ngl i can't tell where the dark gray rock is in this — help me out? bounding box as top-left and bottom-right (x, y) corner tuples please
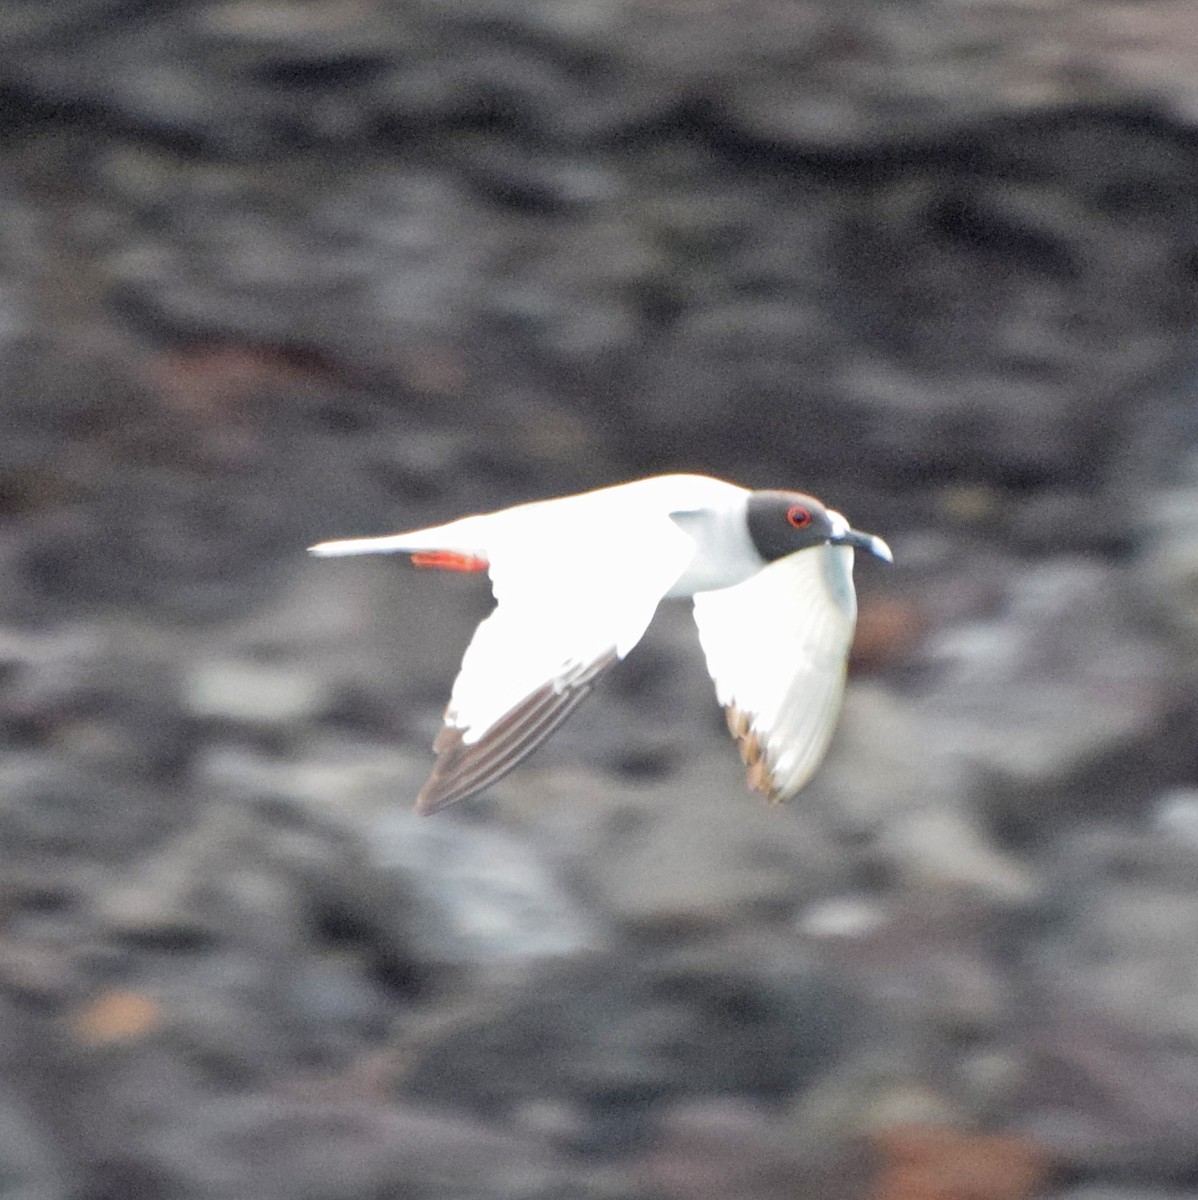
(404, 936), (857, 1151)
(370, 807), (602, 965)
(1013, 828), (1198, 1178)
(194, 1098), (563, 1200)
(637, 1096), (869, 1200)
(1046, 1191), (1196, 1200)
(0, 1086), (69, 1200)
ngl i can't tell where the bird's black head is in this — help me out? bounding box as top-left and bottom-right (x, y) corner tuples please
(746, 491), (893, 564)
(746, 491), (837, 563)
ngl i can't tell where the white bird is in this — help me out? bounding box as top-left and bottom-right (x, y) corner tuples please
(310, 474), (891, 814)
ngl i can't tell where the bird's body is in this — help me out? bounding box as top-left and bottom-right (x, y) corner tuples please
(310, 474), (890, 814)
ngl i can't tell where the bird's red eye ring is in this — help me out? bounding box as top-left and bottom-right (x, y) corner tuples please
(786, 504), (812, 529)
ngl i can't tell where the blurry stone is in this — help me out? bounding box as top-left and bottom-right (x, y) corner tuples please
(0, 941), (77, 1006)
(508, 1098), (592, 1147)
(185, 657), (329, 724)
(522, 739), (852, 935)
(95, 797), (282, 945)
(70, 989), (164, 1047)
(0, 0), (1197, 161)
(1152, 787), (1198, 846)
(819, 555), (1179, 884)
(122, 1096), (562, 1200)
(915, 561), (1169, 791)
(2, 0), (1198, 511)
(1015, 829), (1198, 1175)
(0, 621), (188, 780)
(882, 808), (1040, 908)
(785, 1050), (962, 1157)
(404, 936), (856, 1147)
(850, 594), (926, 673)
(1008, 488), (1133, 556)
(811, 894), (1017, 1042)
(860, 1085), (962, 1135)
(1139, 460), (1198, 660)
(943, 483), (1002, 526)
(589, 768), (847, 931)
(1046, 1191), (1191, 1200)
(0, 754), (180, 863)
(18, 471), (299, 623)
(815, 684), (967, 841)
(1033, 829), (1198, 1042)
(872, 1124), (1048, 1200)
(799, 894), (888, 943)
(817, 686), (1039, 907)
(1014, 1002), (1198, 1178)
(370, 808), (601, 965)
(0, 1088), (68, 1200)
(8, 10), (1196, 504)
(199, 0), (387, 49)
(955, 1049), (1030, 1120)
(190, 741), (430, 825)
(639, 1097), (869, 1200)
(0, 997), (73, 1198)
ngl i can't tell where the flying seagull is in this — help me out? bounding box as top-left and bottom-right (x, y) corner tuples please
(310, 474), (891, 814)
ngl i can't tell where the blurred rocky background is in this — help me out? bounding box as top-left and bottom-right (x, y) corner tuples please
(1, 1), (1198, 1197)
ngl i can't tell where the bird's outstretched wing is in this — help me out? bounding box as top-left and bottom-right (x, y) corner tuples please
(691, 546), (858, 803)
(415, 524), (695, 814)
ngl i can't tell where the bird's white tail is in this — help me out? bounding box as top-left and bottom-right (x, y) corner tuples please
(308, 534), (424, 557)
(309, 523), (489, 572)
